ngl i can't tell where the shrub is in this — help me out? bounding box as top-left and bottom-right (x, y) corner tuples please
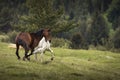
(0, 35), (9, 42)
(7, 31), (19, 43)
(88, 14), (109, 46)
(112, 28), (120, 49)
(71, 33), (83, 49)
(51, 38), (71, 48)
(0, 31), (19, 43)
(70, 33), (88, 49)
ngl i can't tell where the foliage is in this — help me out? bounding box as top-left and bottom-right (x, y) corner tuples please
(0, 0), (27, 33)
(15, 0), (64, 32)
(0, 35), (9, 42)
(0, 0), (120, 50)
(107, 0), (120, 30)
(88, 0), (112, 13)
(51, 38), (71, 48)
(7, 31), (19, 43)
(71, 33), (84, 49)
(112, 28), (120, 49)
(87, 14), (109, 46)
(0, 31), (19, 43)
(52, 19), (78, 35)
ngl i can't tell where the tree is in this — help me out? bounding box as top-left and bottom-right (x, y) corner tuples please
(112, 28), (120, 49)
(16, 0), (63, 32)
(0, 0), (27, 33)
(107, 0), (120, 30)
(71, 33), (84, 49)
(88, 13), (109, 46)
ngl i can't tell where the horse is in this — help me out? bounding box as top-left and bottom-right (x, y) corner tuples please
(15, 29), (51, 61)
(33, 36), (55, 62)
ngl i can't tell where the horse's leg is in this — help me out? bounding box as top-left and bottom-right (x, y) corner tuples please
(40, 52), (44, 63)
(23, 49), (29, 61)
(35, 54), (37, 60)
(26, 48), (34, 58)
(28, 49), (34, 60)
(22, 44), (30, 61)
(16, 44), (20, 60)
(32, 48), (38, 61)
(33, 48), (44, 62)
(26, 49), (30, 61)
(48, 48), (55, 60)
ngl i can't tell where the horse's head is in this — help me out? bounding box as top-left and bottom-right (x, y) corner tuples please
(36, 29), (51, 41)
(43, 29), (51, 41)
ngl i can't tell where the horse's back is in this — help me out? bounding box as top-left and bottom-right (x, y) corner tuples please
(15, 32), (32, 46)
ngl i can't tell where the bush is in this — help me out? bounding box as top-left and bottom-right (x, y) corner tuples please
(88, 14), (109, 46)
(70, 33), (88, 49)
(71, 33), (83, 49)
(7, 31), (19, 43)
(0, 35), (9, 42)
(112, 28), (120, 49)
(51, 38), (71, 48)
(0, 31), (19, 43)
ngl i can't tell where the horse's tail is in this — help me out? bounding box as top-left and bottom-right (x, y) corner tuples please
(15, 38), (23, 59)
(16, 39), (23, 45)
(16, 38), (29, 50)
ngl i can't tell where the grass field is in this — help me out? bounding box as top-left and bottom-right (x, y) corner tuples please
(0, 42), (120, 80)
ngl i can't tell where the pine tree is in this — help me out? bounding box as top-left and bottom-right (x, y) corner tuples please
(107, 0), (120, 30)
(17, 0), (63, 32)
(88, 13), (109, 46)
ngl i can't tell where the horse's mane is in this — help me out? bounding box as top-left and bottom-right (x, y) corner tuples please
(30, 29), (44, 37)
(35, 29), (44, 37)
(29, 29), (44, 48)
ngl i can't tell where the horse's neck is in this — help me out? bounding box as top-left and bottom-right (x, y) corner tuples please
(29, 33), (42, 48)
(38, 37), (50, 47)
(38, 37), (45, 45)
(41, 37), (45, 42)
(30, 32), (49, 48)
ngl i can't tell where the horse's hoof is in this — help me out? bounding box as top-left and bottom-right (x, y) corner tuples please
(18, 57), (21, 60)
(23, 57), (26, 61)
(51, 57), (54, 61)
(27, 57), (30, 61)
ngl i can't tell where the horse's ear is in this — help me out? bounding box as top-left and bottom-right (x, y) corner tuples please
(41, 29), (44, 33)
(48, 29), (51, 32)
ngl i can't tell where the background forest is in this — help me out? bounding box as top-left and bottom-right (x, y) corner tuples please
(0, 0), (120, 51)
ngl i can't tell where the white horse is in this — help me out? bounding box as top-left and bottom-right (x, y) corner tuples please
(33, 37), (54, 62)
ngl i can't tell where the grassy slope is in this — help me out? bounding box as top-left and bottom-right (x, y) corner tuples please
(0, 42), (120, 80)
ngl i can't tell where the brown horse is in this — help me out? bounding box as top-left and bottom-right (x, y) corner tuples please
(15, 29), (51, 60)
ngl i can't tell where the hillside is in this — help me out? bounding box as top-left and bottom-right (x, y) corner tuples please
(0, 42), (120, 80)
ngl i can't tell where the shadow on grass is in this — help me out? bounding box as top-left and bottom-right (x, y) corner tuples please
(70, 73), (84, 77)
(29, 59), (53, 65)
(10, 72), (39, 78)
(42, 60), (52, 65)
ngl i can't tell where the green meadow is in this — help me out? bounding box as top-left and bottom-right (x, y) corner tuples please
(0, 42), (120, 80)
